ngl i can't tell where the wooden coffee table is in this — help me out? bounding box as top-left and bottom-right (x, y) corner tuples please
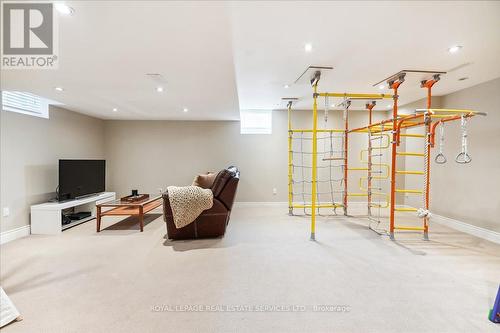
(96, 196), (162, 232)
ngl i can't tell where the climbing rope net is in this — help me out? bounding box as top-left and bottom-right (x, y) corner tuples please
(288, 98), (393, 234)
(366, 122), (390, 235)
(288, 99), (346, 216)
(289, 130), (345, 215)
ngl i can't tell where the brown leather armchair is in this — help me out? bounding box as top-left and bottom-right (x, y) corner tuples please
(162, 166), (240, 240)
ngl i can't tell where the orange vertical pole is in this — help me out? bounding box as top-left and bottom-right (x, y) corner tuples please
(389, 77), (404, 240)
(421, 76), (439, 240)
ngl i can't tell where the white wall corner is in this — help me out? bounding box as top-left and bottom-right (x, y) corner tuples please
(0, 225), (31, 245)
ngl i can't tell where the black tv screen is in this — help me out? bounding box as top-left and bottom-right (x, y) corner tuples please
(59, 159), (105, 200)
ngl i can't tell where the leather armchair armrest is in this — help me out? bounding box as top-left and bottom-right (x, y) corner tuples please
(201, 198), (227, 215)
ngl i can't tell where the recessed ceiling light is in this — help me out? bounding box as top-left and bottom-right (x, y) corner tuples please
(55, 3), (74, 15)
(54, 87), (64, 92)
(156, 86), (164, 92)
(448, 45), (463, 54)
(183, 108), (188, 112)
(304, 43), (313, 52)
(284, 84), (289, 89)
(112, 108), (118, 112)
(378, 85), (385, 90)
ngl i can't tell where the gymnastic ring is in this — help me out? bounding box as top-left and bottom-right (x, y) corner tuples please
(435, 153), (447, 164)
(455, 152), (472, 164)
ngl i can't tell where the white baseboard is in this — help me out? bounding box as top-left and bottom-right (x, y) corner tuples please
(431, 213), (500, 245)
(0, 225), (31, 245)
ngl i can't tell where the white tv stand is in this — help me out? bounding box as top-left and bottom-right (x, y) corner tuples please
(31, 192), (116, 235)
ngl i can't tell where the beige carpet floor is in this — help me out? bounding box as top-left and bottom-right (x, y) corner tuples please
(1, 205), (499, 333)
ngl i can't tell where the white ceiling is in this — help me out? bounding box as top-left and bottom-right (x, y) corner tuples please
(1, 1), (240, 120)
(2, 1), (500, 119)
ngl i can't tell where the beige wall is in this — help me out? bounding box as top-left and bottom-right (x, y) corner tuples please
(104, 117), (286, 202)
(103, 109), (390, 206)
(402, 78), (500, 232)
(0, 106), (105, 233)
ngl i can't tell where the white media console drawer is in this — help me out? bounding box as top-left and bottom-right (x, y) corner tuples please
(30, 192), (116, 235)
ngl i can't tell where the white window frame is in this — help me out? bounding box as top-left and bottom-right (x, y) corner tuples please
(240, 109), (272, 134)
(2, 91), (50, 119)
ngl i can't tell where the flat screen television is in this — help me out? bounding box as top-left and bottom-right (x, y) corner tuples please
(58, 159), (105, 201)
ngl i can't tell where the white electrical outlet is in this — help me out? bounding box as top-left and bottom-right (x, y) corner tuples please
(272, 188), (277, 195)
(2, 207), (10, 217)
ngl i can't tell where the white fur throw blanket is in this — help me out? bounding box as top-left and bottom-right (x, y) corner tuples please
(167, 186), (213, 229)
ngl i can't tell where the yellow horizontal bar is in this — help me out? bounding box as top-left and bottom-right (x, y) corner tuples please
(319, 93), (394, 99)
(371, 126), (394, 129)
(292, 204), (344, 208)
(394, 226), (425, 231)
(289, 129), (344, 133)
(395, 207), (418, 212)
(348, 193), (368, 197)
(396, 152), (425, 157)
(370, 193), (390, 208)
(349, 167), (369, 171)
(395, 189), (423, 194)
(396, 170), (424, 175)
(399, 133), (425, 138)
(430, 114), (458, 118)
(370, 203), (389, 208)
(352, 129), (392, 133)
(359, 176), (387, 192)
(416, 108), (477, 114)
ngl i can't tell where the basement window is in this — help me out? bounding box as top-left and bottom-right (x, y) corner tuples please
(240, 109), (272, 134)
(2, 91), (50, 119)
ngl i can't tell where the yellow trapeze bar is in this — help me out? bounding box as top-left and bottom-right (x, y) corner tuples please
(349, 167), (369, 171)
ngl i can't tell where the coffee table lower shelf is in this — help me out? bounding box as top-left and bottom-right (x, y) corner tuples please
(96, 196), (162, 232)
